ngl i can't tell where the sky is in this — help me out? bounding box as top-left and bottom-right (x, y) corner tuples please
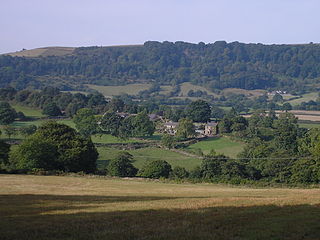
(1, 0), (320, 53)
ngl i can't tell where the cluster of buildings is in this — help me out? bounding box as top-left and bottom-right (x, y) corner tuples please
(163, 121), (218, 137)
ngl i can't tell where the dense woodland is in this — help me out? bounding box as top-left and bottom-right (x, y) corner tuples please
(1, 41), (320, 92)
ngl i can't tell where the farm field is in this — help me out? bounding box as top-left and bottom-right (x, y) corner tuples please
(86, 83), (152, 96)
(97, 147), (200, 170)
(1, 174), (319, 240)
(11, 104), (44, 118)
(287, 92), (318, 106)
(299, 122), (320, 129)
(187, 137), (245, 158)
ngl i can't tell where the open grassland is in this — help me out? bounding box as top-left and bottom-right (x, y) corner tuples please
(187, 137), (245, 158)
(86, 83), (152, 96)
(221, 88), (266, 97)
(11, 104), (44, 118)
(97, 147), (200, 170)
(5, 47), (75, 57)
(0, 174), (319, 240)
(299, 122), (320, 129)
(287, 92), (318, 106)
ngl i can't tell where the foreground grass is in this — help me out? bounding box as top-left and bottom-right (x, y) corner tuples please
(0, 175), (319, 240)
(187, 137), (245, 158)
(97, 147), (200, 170)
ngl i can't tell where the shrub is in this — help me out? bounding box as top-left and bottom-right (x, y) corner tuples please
(171, 166), (189, 179)
(10, 121), (98, 173)
(139, 160), (172, 178)
(107, 152), (138, 177)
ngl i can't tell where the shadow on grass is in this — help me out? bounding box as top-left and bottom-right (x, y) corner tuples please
(0, 194), (319, 240)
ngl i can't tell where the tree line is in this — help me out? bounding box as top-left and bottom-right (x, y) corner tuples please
(1, 41), (320, 92)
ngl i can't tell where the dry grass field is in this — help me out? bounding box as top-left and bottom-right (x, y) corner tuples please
(5, 47), (75, 57)
(1, 174), (319, 240)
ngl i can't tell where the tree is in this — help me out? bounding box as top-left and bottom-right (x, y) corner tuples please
(19, 125), (37, 138)
(42, 102), (62, 116)
(185, 100), (211, 122)
(99, 111), (122, 137)
(171, 166), (189, 179)
(0, 102), (16, 125)
(282, 102), (292, 111)
(107, 152), (138, 177)
(272, 93), (283, 103)
(0, 140), (10, 167)
(138, 160), (172, 178)
(10, 136), (59, 170)
(3, 126), (17, 139)
(273, 112), (298, 153)
(200, 154), (228, 179)
(73, 108), (98, 138)
(161, 134), (176, 149)
(131, 111), (155, 137)
(11, 121), (98, 172)
(176, 118), (195, 139)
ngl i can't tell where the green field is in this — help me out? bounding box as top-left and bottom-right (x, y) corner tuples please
(187, 137), (245, 158)
(97, 147), (200, 170)
(11, 104), (44, 118)
(1, 174), (319, 240)
(86, 83), (152, 96)
(287, 92), (319, 106)
(299, 122), (320, 129)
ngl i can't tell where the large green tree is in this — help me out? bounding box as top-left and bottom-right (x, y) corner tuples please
(10, 121), (98, 172)
(73, 108), (98, 138)
(176, 118), (195, 139)
(185, 100), (211, 122)
(0, 102), (16, 125)
(107, 152), (138, 177)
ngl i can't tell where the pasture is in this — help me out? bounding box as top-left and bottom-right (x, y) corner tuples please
(97, 147), (200, 170)
(286, 92), (318, 106)
(187, 137), (245, 158)
(0, 174), (319, 240)
(11, 104), (44, 118)
(86, 83), (152, 96)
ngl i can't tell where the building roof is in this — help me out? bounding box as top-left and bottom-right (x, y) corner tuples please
(206, 122), (218, 127)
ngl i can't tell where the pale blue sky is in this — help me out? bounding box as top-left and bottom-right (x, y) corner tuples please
(1, 0), (319, 53)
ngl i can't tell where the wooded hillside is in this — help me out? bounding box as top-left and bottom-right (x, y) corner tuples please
(1, 41), (320, 91)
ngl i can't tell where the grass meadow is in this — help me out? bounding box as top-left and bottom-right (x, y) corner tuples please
(0, 174), (319, 240)
(97, 147), (200, 170)
(187, 137), (245, 158)
(86, 83), (152, 96)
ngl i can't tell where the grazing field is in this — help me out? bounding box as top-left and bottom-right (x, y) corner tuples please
(187, 137), (245, 158)
(11, 104), (44, 118)
(287, 92), (318, 106)
(97, 147), (200, 170)
(299, 122), (320, 129)
(0, 175), (319, 240)
(221, 88), (266, 97)
(86, 83), (152, 96)
(5, 47), (75, 57)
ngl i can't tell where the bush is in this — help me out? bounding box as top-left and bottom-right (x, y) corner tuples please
(171, 166), (189, 179)
(139, 160), (172, 178)
(10, 121), (98, 173)
(107, 152), (138, 177)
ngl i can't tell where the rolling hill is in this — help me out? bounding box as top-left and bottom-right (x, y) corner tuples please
(1, 41), (320, 92)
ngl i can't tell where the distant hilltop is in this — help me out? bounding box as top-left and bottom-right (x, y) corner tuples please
(1, 41), (320, 92)
(5, 47), (76, 57)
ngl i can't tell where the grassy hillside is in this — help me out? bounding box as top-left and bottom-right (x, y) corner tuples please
(187, 137), (245, 158)
(0, 175), (319, 240)
(5, 47), (75, 57)
(86, 83), (152, 96)
(97, 147), (200, 170)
